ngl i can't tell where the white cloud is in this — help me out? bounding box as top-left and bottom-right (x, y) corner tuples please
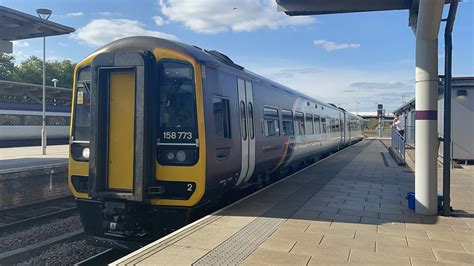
(350, 81), (412, 91)
(67, 12), (84, 17)
(10, 51), (28, 64)
(243, 59), (413, 113)
(72, 19), (178, 47)
(158, 0), (314, 34)
(153, 16), (165, 26)
(12, 40), (29, 48)
(98, 11), (120, 17)
(313, 39), (360, 52)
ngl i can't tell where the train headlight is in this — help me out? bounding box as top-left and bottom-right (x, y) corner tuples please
(176, 150), (186, 162)
(166, 152), (175, 160)
(82, 147), (90, 159)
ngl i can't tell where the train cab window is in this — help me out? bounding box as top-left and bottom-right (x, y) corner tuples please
(72, 66), (91, 142)
(281, 109), (294, 136)
(306, 113), (314, 135)
(294, 111), (305, 135)
(213, 97), (231, 139)
(314, 115), (321, 134)
(157, 61), (198, 166)
(263, 107), (279, 137)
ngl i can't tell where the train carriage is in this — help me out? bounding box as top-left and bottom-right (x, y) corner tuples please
(68, 36), (363, 249)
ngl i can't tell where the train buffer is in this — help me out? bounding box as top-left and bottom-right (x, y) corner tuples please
(112, 139), (474, 265)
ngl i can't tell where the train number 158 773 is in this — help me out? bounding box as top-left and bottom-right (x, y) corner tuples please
(162, 131), (193, 140)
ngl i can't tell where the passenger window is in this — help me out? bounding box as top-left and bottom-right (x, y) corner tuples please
(306, 113), (314, 135)
(295, 111), (305, 135)
(263, 107), (279, 137)
(240, 101), (247, 140)
(314, 115), (321, 134)
(281, 109), (294, 136)
(213, 97), (231, 139)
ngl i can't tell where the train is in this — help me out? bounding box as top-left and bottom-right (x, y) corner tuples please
(68, 36), (363, 249)
(0, 102), (70, 146)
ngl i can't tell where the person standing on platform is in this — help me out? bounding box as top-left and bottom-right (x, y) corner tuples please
(392, 116), (405, 137)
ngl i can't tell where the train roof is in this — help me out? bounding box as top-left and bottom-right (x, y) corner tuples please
(89, 36), (341, 112)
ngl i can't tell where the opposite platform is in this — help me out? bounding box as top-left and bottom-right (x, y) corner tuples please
(113, 140), (474, 265)
(0, 145), (68, 173)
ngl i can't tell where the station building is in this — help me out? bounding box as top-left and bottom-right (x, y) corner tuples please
(394, 76), (474, 161)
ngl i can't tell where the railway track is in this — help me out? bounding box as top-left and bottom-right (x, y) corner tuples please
(0, 197), (77, 235)
(0, 196), (77, 234)
(0, 229), (84, 264)
(75, 248), (129, 266)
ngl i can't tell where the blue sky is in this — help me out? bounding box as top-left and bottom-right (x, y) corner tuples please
(2, 0), (473, 112)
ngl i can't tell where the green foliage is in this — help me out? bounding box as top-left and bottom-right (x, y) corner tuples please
(0, 53), (17, 81)
(0, 54), (76, 88)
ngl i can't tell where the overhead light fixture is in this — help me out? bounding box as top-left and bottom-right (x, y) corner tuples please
(36, 8), (52, 20)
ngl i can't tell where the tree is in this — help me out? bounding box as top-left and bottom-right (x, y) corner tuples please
(12, 56), (76, 88)
(15, 56), (43, 85)
(0, 53), (17, 81)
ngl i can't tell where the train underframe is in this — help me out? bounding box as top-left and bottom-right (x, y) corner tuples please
(76, 198), (204, 250)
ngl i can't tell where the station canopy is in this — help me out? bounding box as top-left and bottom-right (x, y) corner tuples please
(276, 0), (449, 16)
(0, 80), (71, 107)
(0, 6), (74, 40)
(0, 6), (74, 53)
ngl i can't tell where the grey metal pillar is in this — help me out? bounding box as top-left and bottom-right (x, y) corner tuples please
(442, 0), (459, 216)
(414, 0), (444, 215)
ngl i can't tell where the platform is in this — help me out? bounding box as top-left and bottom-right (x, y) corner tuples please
(113, 140), (473, 265)
(0, 145), (68, 173)
(0, 145), (70, 209)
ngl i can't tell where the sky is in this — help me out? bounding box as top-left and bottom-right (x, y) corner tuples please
(2, 0), (473, 113)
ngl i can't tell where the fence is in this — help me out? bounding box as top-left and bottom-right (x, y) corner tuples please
(391, 128), (406, 163)
(404, 126), (415, 147)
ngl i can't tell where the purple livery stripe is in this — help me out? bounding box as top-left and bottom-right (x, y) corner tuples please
(415, 110), (437, 120)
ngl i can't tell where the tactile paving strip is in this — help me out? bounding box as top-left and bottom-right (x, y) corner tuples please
(193, 142), (368, 265)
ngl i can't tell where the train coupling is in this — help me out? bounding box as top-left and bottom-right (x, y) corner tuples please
(102, 201), (149, 238)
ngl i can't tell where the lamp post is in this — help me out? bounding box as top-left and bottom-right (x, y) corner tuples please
(36, 8), (52, 155)
(52, 78), (58, 87)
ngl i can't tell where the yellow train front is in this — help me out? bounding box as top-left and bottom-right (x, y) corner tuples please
(68, 36), (363, 249)
(68, 37), (211, 249)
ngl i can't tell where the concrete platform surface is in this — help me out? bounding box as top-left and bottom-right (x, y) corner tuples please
(113, 140), (474, 265)
(0, 145), (68, 172)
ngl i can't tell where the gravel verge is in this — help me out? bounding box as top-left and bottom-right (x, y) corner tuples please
(0, 215), (83, 253)
(18, 239), (107, 265)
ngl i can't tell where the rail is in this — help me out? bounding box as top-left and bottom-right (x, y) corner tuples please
(391, 128), (406, 163)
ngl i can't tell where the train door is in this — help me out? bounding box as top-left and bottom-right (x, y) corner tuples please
(107, 71), (135, 191)
(236, 78), (255, 186)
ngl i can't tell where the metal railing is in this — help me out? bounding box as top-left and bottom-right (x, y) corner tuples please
(391, 128), (406, 163)
(404, 126), (415, 147)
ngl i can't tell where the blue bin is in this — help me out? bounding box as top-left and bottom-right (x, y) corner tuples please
(406, 192), (444, 212)
(406, 192), (415, 210)
(437, 194), (444, 212)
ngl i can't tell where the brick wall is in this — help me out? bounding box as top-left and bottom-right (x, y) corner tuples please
(0, 164), (71, 209)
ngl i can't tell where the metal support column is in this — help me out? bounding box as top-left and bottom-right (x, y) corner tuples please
(442, 0), (459, 216)
(414, 0), (444, 215)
